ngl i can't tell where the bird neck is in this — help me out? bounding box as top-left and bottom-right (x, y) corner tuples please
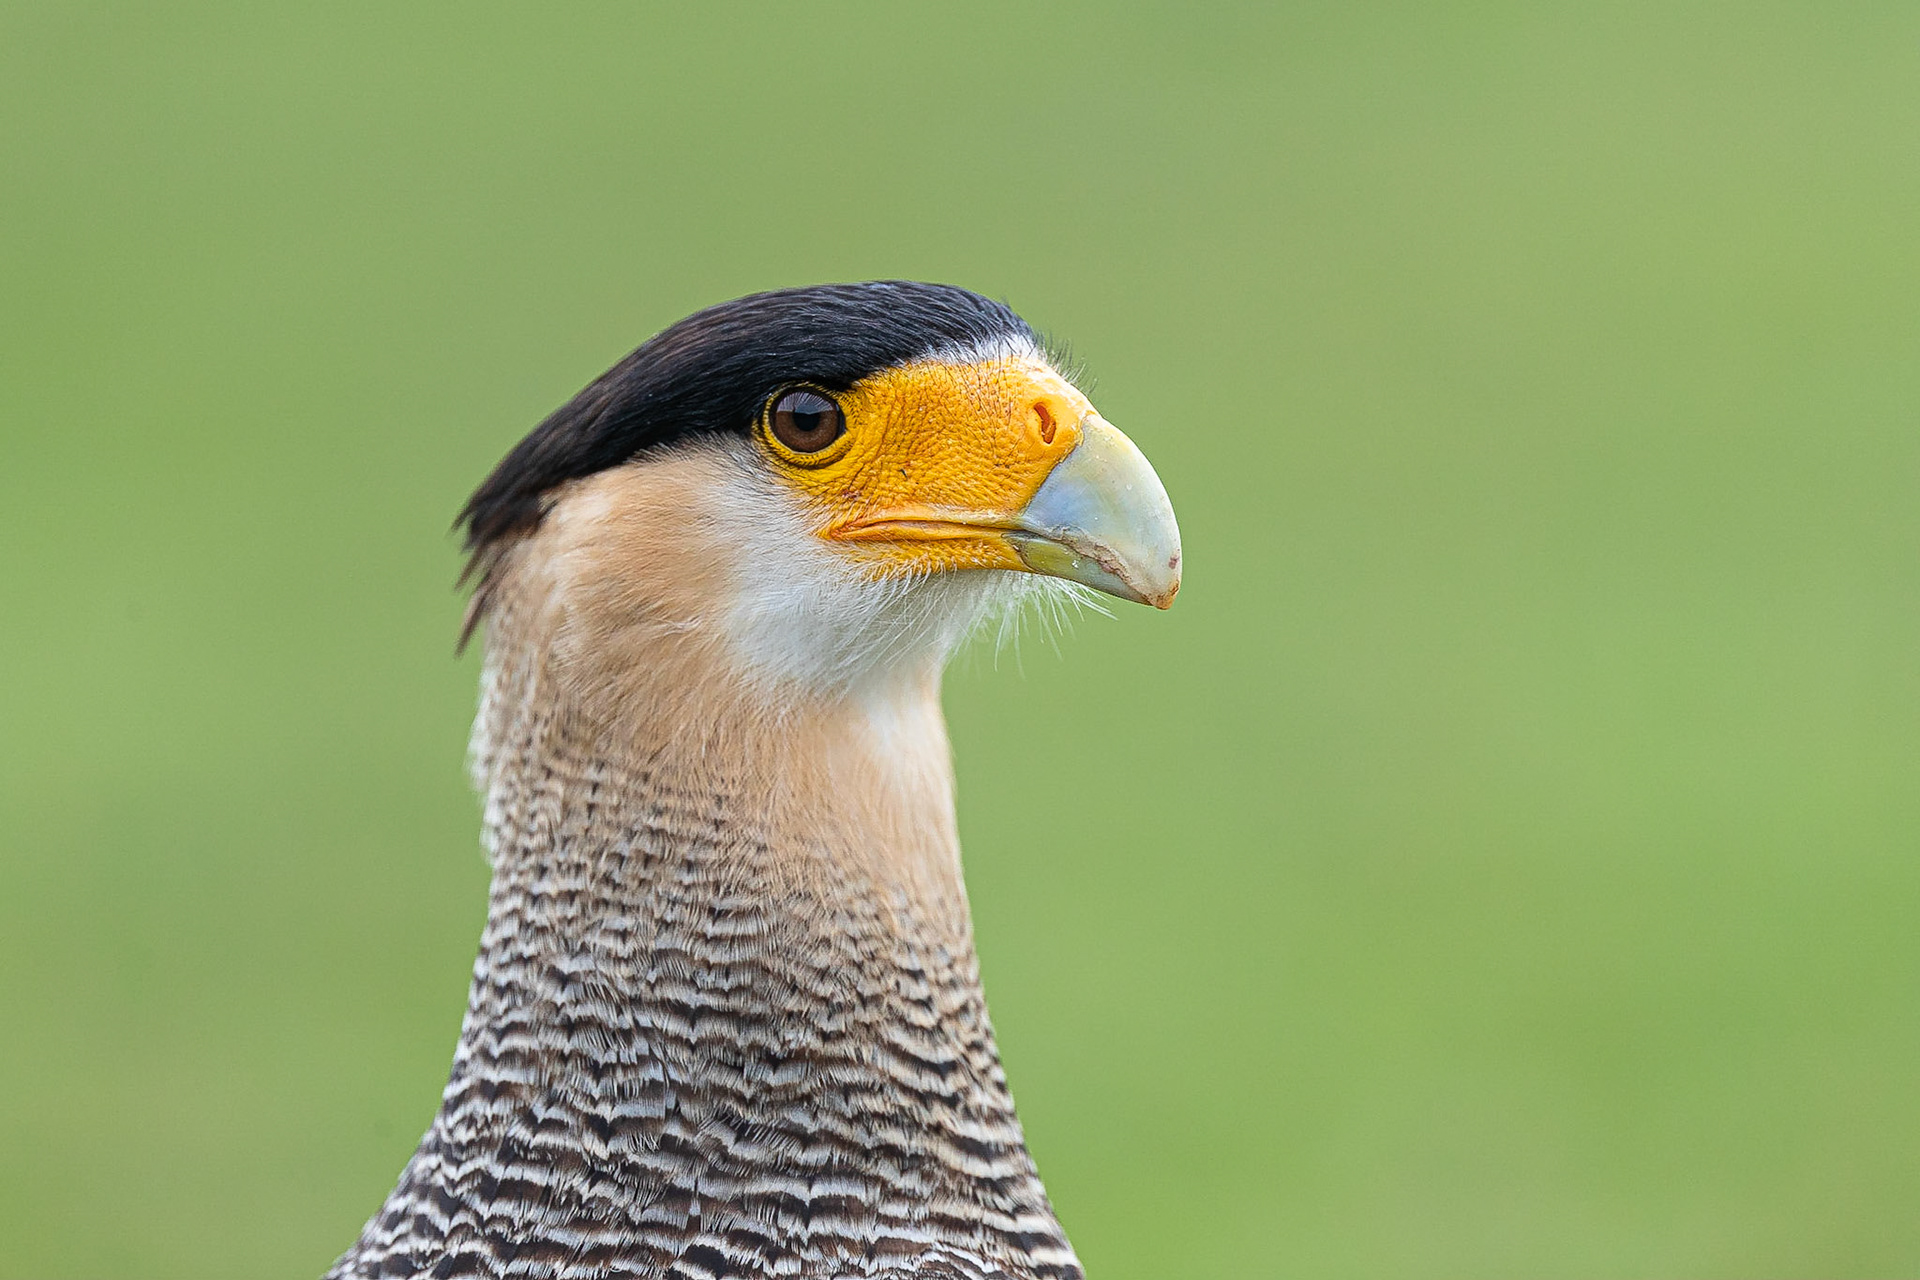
(335, 616), (1082, 1278)
(470, 614), (980, 944)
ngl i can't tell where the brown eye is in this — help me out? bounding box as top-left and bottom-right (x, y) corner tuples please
(768, 388), (845, 454)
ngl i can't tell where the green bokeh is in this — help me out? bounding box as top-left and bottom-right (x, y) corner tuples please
(3, 4), (1917, 1276)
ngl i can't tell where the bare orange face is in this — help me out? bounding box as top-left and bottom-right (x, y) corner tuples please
(754, 354), (1180, 607)
(755, 356), (1102, 581)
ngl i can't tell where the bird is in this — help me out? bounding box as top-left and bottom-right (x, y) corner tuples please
(326, 281), (1181, 1280)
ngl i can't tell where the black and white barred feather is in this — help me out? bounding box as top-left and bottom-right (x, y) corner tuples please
(328, 638), (1081, 1280)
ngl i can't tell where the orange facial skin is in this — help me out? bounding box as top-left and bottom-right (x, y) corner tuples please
(758, 357), (1095, 578)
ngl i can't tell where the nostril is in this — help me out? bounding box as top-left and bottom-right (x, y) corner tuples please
(1033, 401), (1056, 445)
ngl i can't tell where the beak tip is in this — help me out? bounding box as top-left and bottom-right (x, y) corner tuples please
(1141, 548), (1182, 610)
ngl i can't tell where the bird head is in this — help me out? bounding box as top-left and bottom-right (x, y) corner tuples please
(460, 282), (1180, 707)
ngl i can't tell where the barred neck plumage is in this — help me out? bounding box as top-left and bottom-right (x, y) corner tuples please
(327, 555), (1084, 1280)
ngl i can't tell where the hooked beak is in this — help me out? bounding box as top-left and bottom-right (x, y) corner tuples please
(1007, 415), (1182, 608)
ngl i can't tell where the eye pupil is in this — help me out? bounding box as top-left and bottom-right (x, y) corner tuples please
(770, 389), (845, 454)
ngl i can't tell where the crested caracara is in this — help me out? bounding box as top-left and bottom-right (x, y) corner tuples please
(327, 281), (1181, 1280)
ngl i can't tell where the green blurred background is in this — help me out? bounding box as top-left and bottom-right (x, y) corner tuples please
(3, 3), (1917, 1276)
